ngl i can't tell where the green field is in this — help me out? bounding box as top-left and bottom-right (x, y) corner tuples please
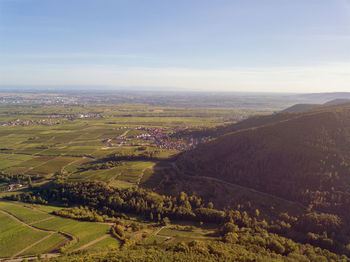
(0, 202), (52, 223)
(85, 235), (121, 250)
(34, 217), (112, 250)
(0, 212), (49, 258)
(69, 161), (155, 183)
(0, 201), (119, 257)
(0, 104), (249, 193)
(158, 228), (208, 239)
(21, 233), (66, 256)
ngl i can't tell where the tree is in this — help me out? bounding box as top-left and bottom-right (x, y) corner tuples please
(162, 217), (170, 226)
(28, 176), (33, 188)
(255, 209), (260, 217)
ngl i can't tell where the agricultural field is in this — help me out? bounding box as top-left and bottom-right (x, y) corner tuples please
(0, 211), (49, 258)
(0, 103), (276, 260)
(0, 104), (237, 258)
(0, 103), (259, 194)
(0, 200), (220, 259)
(69, 161), (155, 186)
(0, 201), (119, 258)
(140, 223), (218, 246)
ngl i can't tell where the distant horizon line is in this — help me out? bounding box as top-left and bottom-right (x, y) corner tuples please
(0, 85), (349, 95)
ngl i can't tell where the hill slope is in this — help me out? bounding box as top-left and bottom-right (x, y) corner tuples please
(282, 99), (350, 113)
(176, 105), (350, 217)
(282, 104), (320, 113)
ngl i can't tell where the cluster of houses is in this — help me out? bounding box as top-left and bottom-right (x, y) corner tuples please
(136, 127), (210, 151)
(48, 112), (103, 119)
(0, 119), (61, 127)
(100, 126), (211, 151)
(0, 112), (104, 128)
(77, 113), (103, 119)
(8, 183), (23, 191)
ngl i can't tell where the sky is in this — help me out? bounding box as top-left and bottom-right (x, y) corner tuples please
(0, 0), (349, 93)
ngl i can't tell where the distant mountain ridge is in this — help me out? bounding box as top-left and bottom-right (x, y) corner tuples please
(283, 98), (350, 113)
(294, 92), (350, 103)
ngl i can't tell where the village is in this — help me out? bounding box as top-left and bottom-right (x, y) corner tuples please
(48, 112), (103, 119)
(101, 126), (210, 151)
(0, 113), (103, 127)
(0, 118), (61, 127)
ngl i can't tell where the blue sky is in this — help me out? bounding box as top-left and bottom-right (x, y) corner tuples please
(0, 0), (349, 92)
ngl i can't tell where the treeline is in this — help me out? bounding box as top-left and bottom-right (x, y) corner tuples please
(0, 172), (41, 183)
(53, 206), (117, 223)
(47, 233), (349, 262)
(78, 160), (123, 172)
(106, 151), (161, 162)
(5, 179), (350, 256)
(6, 180), (224, 223)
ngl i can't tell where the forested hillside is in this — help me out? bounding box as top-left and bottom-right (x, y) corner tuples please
(176, 105), (350, 218)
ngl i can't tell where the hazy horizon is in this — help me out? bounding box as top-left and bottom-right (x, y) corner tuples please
(1, 0), (349, 93)
(2, 85), (350, 96)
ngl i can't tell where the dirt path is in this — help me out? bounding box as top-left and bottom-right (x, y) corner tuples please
(171, 162), (312, 212)
(137, 167), (150, 185)
(23, 159), (50, 174)
(0, 208), (72, 259)
(34, 136), (56, 156)
(52, 138), (101, 147)
(2, 200), (53, 215)
(11, 233), (54, 258)
(199, 176), (299, 206)
(121, 129), (129, 137)
(0, 209), (56, 234)
(61, 156), (86, 173)
(108, 172), (122, 185)
(1, 202), (114, 259)
(74, 235), (109, 251)
(30, 216), (55, 225)
(3, 253), (60, 262)
(196, 176), (317, 212)
(154, 226), (165, 236)
(152, 226), (174, 242)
